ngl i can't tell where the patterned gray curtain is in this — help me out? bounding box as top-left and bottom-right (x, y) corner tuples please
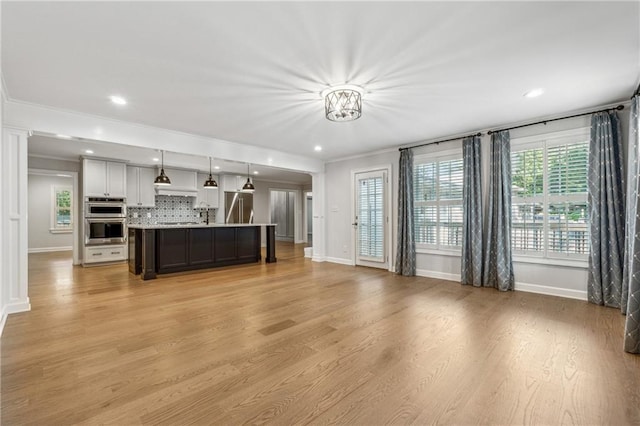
(588, 111), (625, 307)
(461, 135), (483, 286)
(483, 131), (514, 291)
(396, 149), (415, 276)
(623, 96), (640, 353)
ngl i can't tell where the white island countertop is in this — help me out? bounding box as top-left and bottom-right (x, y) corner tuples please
(128, 223), (276, 229)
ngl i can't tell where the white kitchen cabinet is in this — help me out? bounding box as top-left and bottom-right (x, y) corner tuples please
(161, 168), (198, 190)
(221, 174), (246, 192)
(195, 173), (220, 208)
(83, 159), (127, 198)
(84, 244), (127, 264)
(126, 166), (156, 207)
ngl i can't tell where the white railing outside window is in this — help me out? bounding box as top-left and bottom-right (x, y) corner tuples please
(511, 128), (589, 262)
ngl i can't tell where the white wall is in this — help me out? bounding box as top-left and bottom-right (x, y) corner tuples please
(28, 174), (74, 252)
(325, 150), (399, 264)
(29, 156), (80, 173)
(1, 55), (5, 333)
(323, 104), (631, 301)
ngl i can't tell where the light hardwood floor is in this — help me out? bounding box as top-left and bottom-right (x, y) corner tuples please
(2, 244), (639, 425)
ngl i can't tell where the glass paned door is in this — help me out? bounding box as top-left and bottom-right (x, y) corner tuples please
(355, 170), (387, 268)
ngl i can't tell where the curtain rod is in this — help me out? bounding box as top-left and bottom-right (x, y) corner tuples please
(398, 132), (482, 152)
(487, 104), (625, 135)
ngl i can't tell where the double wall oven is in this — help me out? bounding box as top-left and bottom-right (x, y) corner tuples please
(84, 197), (127, 245)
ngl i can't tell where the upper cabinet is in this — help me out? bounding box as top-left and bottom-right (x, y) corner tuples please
(126, 166), (156, 207)
(83, 159), (127, 198)
(195, 173), (219, 208)
(160, 168), (198, 191)
(220, 175), (246, 193)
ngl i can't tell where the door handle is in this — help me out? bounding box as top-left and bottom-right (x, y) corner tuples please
(352, 222), (358, 226)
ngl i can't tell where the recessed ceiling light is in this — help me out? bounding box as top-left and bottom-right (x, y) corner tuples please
(253, 171), (259, 175)
(56, 174), (71, 178)
(152, 157), (160, 162)
(214, 166), (220, 170)
(524, 88), (544, 98)
(56, 134), (71, 139)
(314, 145), (322, 152)
(109, 95), (127, 105)
(85, 149), (94, 154)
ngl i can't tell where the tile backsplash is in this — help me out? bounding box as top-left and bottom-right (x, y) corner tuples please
(128, 195), (216, 225)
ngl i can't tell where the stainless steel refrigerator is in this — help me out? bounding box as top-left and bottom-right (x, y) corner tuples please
(225, 192), (254, 224)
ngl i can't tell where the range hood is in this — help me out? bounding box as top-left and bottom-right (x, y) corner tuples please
(155, 188), (197, 197)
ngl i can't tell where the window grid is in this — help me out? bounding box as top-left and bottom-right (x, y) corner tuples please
(414, 155), (463, 250)
(511, 139), (589, 260)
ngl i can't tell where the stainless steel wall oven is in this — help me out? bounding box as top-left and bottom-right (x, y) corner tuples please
(85, 218), (127, 245)
(85, 197), (126, 218)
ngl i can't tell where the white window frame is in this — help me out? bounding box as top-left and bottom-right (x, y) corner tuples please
(511, 127), (590, 266)
(51, 185), (73, 233)
(413, 148), (463, 254)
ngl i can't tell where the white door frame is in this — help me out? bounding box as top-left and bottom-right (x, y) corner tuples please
(350, 164), (393, 270)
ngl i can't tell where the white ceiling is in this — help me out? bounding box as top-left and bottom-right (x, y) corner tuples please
(3, 2), (639, 161)
(28, 134), (313, 185)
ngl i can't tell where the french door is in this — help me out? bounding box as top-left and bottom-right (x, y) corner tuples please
(354, 169), (388, 269)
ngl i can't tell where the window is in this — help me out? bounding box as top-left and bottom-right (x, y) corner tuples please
(414, 151), (463, 250)
(511, 128), (589, 260)
(52, 186), (73, 232)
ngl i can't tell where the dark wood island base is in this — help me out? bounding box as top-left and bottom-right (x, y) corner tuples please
(129, 224), (277, 280)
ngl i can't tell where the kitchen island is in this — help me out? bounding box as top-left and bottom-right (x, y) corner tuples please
(128, 223), (277, 280)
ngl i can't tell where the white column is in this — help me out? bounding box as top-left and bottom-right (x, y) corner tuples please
(311, 171), (326, 262)
(2, 127), (31, 325)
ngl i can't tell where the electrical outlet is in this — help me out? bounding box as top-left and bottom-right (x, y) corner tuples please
(147, 212), (151, 218)
(342, 245), (348, 253)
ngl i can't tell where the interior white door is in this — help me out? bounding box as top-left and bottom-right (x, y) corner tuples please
(354, 170), (388, 269)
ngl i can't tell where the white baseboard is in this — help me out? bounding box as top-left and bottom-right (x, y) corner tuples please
(326, 257), (355, 266)
(28, 246), (72, 253)
(295, 239), (305, 244)
(515, 282), (587, 301)
(416, 268), (461, 282)
(312, 255), (326, 262)
(416, 268), (588, 301)
(0, 299), (31, 337)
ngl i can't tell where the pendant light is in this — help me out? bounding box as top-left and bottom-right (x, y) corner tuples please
(154, 150), (171, 186)
(242, 163), (255, 193)
(203, 157), (218, 189)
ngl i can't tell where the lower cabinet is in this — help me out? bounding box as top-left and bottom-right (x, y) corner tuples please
(155, 227), (260, 273)
(189, 228), (215, 265)
(156, 228), (190, 271)
(84, 244), (127, 264)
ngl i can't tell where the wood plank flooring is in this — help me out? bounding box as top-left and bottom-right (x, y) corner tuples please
(2, 243), (639, 425)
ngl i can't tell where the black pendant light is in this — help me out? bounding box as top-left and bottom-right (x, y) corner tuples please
(242, 163), (255, 193)
(154, 150), (171, 186)
(204, 157), (218, 189)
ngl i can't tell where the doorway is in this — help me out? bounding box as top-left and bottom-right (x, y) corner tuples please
(270, 189), (296, 242)
(352, 167), (391, 270)
(27, 168), (80, 265)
